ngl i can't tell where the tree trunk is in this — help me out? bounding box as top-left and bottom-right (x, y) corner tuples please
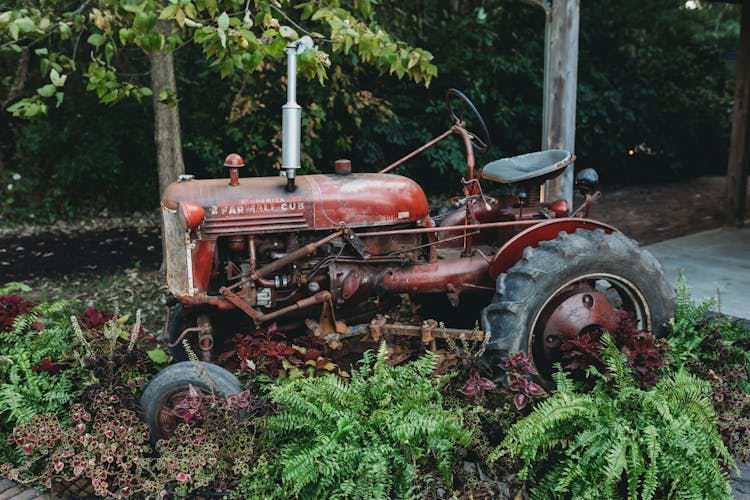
(725, 0), (750, 227)
(150, 22), (185, 271)
(0, 47), (30, 175)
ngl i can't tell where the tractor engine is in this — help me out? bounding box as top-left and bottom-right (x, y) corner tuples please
(161, 170), (431, 316)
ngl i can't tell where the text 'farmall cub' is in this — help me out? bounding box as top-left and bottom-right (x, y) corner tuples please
(142, 36), (674, 440)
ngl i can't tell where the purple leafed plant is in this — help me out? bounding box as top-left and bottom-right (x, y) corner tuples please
(460, 370), (496, 400)
(498, 353), (547, 410)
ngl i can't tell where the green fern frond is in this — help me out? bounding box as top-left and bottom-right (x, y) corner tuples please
(501, 392), (594, 461)
(500, 331), (734, 500)
(600, 333), (631, 389)
(252, 348), (469, 498)
(0, 282), (32, 295)
(551, 363), (576, 393)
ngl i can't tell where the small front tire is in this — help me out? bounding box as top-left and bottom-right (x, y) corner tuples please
(141, 361), (242, 443)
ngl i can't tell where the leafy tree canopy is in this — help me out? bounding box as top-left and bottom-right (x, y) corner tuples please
(0, 0), (437, 117)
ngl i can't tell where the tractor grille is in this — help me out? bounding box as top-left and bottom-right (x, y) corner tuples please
(203, 213), (309, 236)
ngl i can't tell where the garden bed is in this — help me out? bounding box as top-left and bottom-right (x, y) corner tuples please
(0, 277), (748, 498)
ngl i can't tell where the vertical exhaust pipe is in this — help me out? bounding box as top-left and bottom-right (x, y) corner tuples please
(282, 36), (314, 192)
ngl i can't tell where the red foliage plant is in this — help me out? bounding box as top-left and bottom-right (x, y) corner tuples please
(219, 324), (335, 378)
(0, 294), (35, 332)
(77, 306), (114, 332)
(172, 385), (221, 423)
(498, 352), (547, 410)
(460, 370), (496, 400)
(560, 313), (670, 388)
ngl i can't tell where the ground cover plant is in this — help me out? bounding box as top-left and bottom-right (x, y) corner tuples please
(0, 283), (79, 465)
(0, 278), (748, 498)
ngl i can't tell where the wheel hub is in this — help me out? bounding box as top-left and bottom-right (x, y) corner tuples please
(540, 289), (621, 358)
(157, 391), (189, 438)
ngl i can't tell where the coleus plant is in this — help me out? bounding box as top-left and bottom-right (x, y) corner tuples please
(560, 313), (669, 388)
(76, 306), (114, 332)
(460, 370), (496, 400)
(0, 294), (35, 332)
(220, 324), (337, 379)
(498, 352), (547, 410)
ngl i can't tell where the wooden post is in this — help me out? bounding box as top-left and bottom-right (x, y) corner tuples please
(543, 0), (580, 206)
(725, 0), (750, 227)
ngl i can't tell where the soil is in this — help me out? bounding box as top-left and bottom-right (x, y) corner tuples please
(0, 176), (747, 282)
(586, 176), (742, 246)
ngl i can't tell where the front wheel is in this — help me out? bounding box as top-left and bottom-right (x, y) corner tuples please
(481, 229), (674, 384)
(141, 361), (243, 443)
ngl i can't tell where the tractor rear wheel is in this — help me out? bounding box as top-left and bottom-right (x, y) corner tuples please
(481, 229), (674, 385)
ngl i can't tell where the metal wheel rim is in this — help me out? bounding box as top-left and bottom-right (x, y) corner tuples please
(528, 272), (652, 382)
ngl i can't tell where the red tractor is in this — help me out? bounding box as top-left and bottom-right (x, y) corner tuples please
(142, 37), (674, 440)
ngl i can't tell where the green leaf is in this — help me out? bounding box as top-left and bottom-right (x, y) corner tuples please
(105, 43), (115, 64)
(218, 11), (229, 31)
(279, 25), (297, 40)
(34, 48), (48, 56)
(6, 101), (24, 113)
(217, 28), (226, 48)
(100, 89), (119, 104)
(13, 17), (35, 33)
(205, 0), (218, 17)
(147, 348), (168, 364)
(87, 33), (106, 47)
(133, 11), (157, 33)
(184, 18), (202, 28)
(119, 28), (132, 44)
(55, 92), (64, 107)
(139, 86), (153, 96)
(121, 1), (147, 13)
(37, 84), (56, 98)
(8, 22), (19, 40)
(58, 22), (71, 40)
(219, 58), (233, 78)
(50, 68), (64, 87)
(159, 4), (179, 19)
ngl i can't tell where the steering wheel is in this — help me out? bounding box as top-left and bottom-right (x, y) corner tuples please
(445, 88), (491, 154)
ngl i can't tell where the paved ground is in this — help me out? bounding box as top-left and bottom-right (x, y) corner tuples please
(645, 226), (750, 320)
(734, 462), (750, 500)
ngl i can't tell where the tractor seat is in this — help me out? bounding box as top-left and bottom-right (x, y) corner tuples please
(481, 149), (574, 184)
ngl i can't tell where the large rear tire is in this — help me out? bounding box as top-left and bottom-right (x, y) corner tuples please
(481, 229), (674, 384)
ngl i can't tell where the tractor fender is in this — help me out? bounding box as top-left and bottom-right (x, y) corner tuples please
(488, 218), (619, 279)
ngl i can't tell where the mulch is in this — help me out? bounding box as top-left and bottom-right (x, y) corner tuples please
(587, 176), (747, 246)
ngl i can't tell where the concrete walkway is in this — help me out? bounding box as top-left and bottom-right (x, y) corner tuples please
(645, 226), (750, 320)
(646, 226), (750, 498)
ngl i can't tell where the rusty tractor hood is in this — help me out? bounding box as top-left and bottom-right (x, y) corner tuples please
(162, 173), (429, 237)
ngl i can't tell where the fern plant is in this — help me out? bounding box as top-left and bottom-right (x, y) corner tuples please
(0, 298), (79, 465)
(236, 343), (471, 499)
(666, 275), (750, 460)
(667, 275), (717, 368)
(493, 334), (735, 500)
